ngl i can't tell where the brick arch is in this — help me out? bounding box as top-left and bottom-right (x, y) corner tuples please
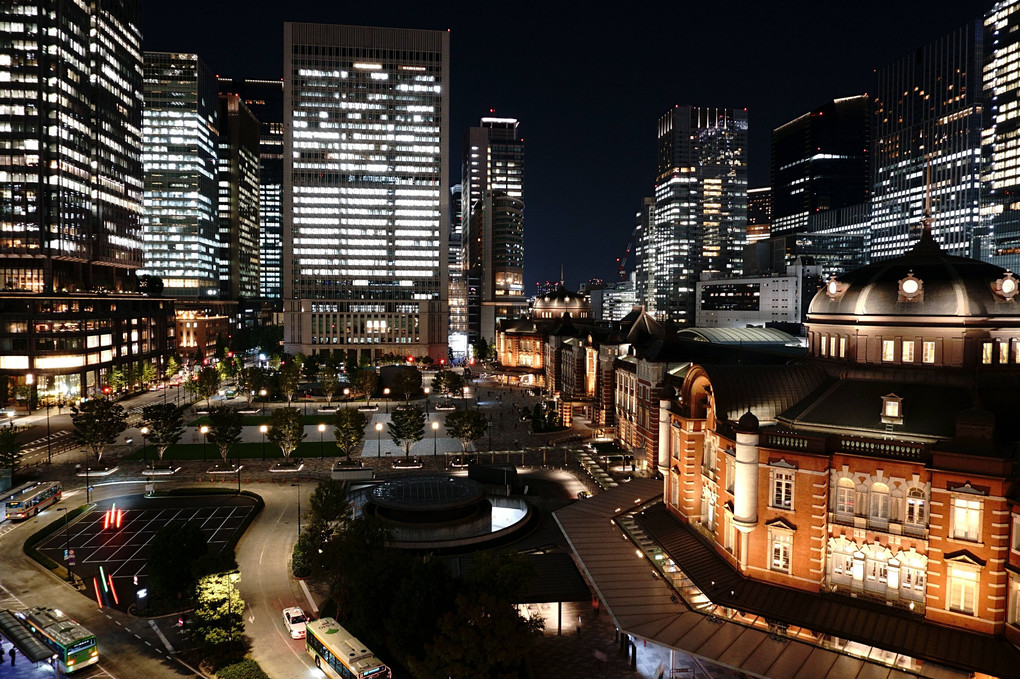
(681, 366), (713, 420)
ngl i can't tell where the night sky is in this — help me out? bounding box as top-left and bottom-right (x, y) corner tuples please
(143, 1), (982, 293)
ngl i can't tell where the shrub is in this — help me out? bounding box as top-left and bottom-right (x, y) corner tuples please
(216, 658), (270, 679)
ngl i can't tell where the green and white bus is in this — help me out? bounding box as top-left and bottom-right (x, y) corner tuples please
(16, 607), (98, 673)
(306, 618), (390, 679)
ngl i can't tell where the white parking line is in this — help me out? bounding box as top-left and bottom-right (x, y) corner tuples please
(148, 620), (175, 653)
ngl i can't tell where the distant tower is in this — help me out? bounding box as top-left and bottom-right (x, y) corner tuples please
(461, 116), (526, 343)
(142, 52), (221, 298)
(985, 2), (1020, 273)
(218, 78), (284, 305)
(216, 93), (261, 301)
(870, 21), (984, 261)
(647, 106), (748, 325)
(283, 23), (450, 362)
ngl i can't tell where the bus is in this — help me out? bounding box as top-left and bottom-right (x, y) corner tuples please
(5, 482), (61, 520)
(15, 607), (98, 673)
(306, 618), (390, 679)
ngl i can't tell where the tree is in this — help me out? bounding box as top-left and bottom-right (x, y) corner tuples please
(195, 366), (222, 408)
(388, 405), (425, 455)
(141, 362), (157, 387)
(352, 369), (378, 406)
(420, 591), (543, 679)
(472, 337), (490, 363)
(279, 360), (300, 405)
(165, 355), (181, 381)
(139, 274), (164, 297)
(236, 366), (267, 407)
(71, 398), (127, 464)
(0, 427), (21, 475)
(444, 410), (488, 452)
(191, 571), (244, 649)
(147, 521), (209, 601)
(392, 368), (422, 404)
(432, 370), (463, 399)
(300, 354), (319, 380)
(333, 408), (366, 460)
(141, 403), (186, 463)
(308, 478), (351, 527)
(267, 407), (305, 460)
(107, 368), (127, 393)
(207, 407), (243, 465)
(319, 366), (341, 406)
(129, 363), (144, 390)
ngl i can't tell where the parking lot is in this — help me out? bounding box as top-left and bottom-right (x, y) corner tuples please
(36, 494), (258, 611)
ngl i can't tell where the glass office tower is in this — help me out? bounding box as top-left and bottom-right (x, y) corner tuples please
(141, 52), (220, 298)
(985, 1), (1020, 273)
(216, 93), (261, 301)
(283, 23), (449, 362)
(461, 117), (526, 343)
(646, 106), (748, 325)
(870, 22), (984, 261)
(0, 0), (173, 401)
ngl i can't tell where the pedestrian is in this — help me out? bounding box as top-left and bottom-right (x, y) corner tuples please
(655, 662), (666, 679)
(9, 647), (14, 665)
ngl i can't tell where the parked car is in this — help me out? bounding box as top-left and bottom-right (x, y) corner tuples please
(282, 607), (308, 639)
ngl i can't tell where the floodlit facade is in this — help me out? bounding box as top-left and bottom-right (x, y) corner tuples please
(283, 23), (449, 362)
(0, 1), (174, 401)
(870, 22), (985, 262)
(142, 52), (221, 298)
(645, 106), (748, 325)
(216, 93), (261, 301)
(695, 260), (822, 329)
(219, 78), (285, 304)
(462, 117), (526, 343)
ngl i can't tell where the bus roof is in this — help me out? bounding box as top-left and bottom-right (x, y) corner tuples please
(18, 607), (92, 647)
(307, 618), (373, 662)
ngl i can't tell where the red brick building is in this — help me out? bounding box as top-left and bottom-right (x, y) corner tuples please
(655, 229), (1020, 675)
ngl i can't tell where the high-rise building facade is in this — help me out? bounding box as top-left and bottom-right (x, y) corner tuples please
(870, 22), (985, 261)
(141, 52), (220, 298)
(984, 1), (1020, 273)
(646, 106), (748, 325)
(219, 78), (284, 304)
(283, 23), (449, 362)
(0, 1), (174, 401)
(448, 183), (468, 357)
(746, 186), (771, 245)
(461, 117), (525, 343)
(216, 93), (260, 301)
(771, 96), (871, 238)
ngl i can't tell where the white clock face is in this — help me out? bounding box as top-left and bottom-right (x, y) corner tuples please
(1003, 278), (1016, 294)
(902, 279), (919, 295)
(828, 281), (838, 295)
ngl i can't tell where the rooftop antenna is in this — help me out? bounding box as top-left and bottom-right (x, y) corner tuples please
(560, 264), (564, 288)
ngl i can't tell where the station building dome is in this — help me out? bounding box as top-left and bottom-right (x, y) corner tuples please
(532, 286), (592, 320)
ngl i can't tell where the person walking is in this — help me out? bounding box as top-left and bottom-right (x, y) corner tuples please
(8, 647), (14, 665)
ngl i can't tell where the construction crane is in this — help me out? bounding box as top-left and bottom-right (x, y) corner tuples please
(615, 227), (638, 281)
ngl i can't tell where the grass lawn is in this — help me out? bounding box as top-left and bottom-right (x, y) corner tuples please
(123, 441), (341, 462)
(187, 412), (362, 427)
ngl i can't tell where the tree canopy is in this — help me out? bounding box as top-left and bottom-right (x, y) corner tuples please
(279, 360), (301, 404)
(431, 369), (463, 398)
(388, 405), (425, 455)
(392, 368), (422, 403)
(207, 406), (243, 464)
(443, 410), (489, 452)
(267, 407), (305, 459)
(140, 403), (186, 462)
(319, 366), (341, 405)
(0, 427), (21, 475)
(71, 398), (127, 463)
(195, 366), (222, 407)
(352, 369), (379, 405)
(333, 408), (366, 460)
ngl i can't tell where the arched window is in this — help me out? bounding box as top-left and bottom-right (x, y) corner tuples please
(836, 477), (856, 517)
(870, 482), (890, 525)
(905, 488), (926, 535)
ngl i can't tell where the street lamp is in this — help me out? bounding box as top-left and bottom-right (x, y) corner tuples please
(259, 388), (267, 414)
(200, 425), (209, 463)
(291, 483), (301, 536)
(462, 386), (469, 410)
(259, 424), (268, 461)
(383, 387), (390, 413)
(318, 423), (326, 460)
(432, 421), (439, 457)
(375, 422), (383, 456)
(45, 394), (52, 465)
(423, 387), (430, 415)
(343, 387), (350, 408)
(140, 426), (149, 467)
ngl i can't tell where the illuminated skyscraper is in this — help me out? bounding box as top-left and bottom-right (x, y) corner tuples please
(219, 78), (284, 304)
(985, 1), (1020, 273)
(0, 0), (174, 400)
(645, 106), (748, 325)
(216, 93), (260, 301)
(141, 52), (220, 298)
(870, 22), (984, 261)
(461, 117), (525, 343)
(283, 23), (449, 362)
